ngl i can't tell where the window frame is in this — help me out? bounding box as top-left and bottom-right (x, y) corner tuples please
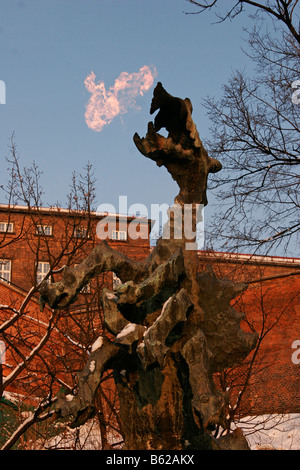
(80, 284), (91, 294)
(74, 227), (89, 239)
(111, 230), (127, 241)
(0, 222), (14, 233)
(36, 261), (51, 285)
(36, 224), (53, 236)
(0, 259), (11, 283)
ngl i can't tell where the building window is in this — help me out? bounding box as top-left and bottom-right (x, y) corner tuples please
(37, 261), (50, 285)
(74, 227), (89, 238)
(0, 260), (11, 283)
(36, 225), (52, 236)
(113, 272), (122, 289)
(0, 222), (13, 233)
(80, 284), (91, 294)
(111, 230), (127, 241)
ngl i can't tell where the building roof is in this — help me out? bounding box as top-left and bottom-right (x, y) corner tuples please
(0, 203), (154, 227)
(198, 250), (300, 267)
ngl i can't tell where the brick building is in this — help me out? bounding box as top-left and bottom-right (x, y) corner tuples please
(0, 203), (299, 422)
(0, 203), (153, 448)
(0, 203), (152, 292)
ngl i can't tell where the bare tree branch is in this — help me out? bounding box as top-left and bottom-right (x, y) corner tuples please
(185, 1), (300, 44)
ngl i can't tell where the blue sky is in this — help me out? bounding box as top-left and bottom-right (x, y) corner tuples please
(0, 0), (258, 230)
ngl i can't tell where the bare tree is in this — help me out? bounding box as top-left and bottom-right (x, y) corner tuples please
(212, 270), (299, 445)
(185, 0), (300, 44)
(184, 3), (300, 445)
(185, 1), (300, 255)
(0, 138), (123, 449)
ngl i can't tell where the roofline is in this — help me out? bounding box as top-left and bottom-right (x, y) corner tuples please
(0, 203), (154, 226)
(0, 203), (297, 265)
(198, 250), (300, 266)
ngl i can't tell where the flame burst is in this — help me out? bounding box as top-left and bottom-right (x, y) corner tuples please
(84, 65), (158, 132)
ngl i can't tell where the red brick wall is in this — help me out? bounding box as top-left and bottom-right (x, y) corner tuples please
(198, 252), (300, 415)
(0, 280), (57, 394)
(242, 276), (299, 414)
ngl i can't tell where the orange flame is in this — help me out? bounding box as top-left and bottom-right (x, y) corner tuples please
(84, 65), (158, 132)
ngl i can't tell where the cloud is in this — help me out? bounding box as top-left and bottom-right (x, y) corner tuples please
(84, 65), (158, 132)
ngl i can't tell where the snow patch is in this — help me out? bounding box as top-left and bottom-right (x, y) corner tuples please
(116, 323), (137, 339)
(21, 411), (34, 419)
(106, 292), (117, 300)
(42, 417), (124, 450)
(236, 414), (300, 450)
(89, 360), (96, 373)
(91, 336), (103, 352)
